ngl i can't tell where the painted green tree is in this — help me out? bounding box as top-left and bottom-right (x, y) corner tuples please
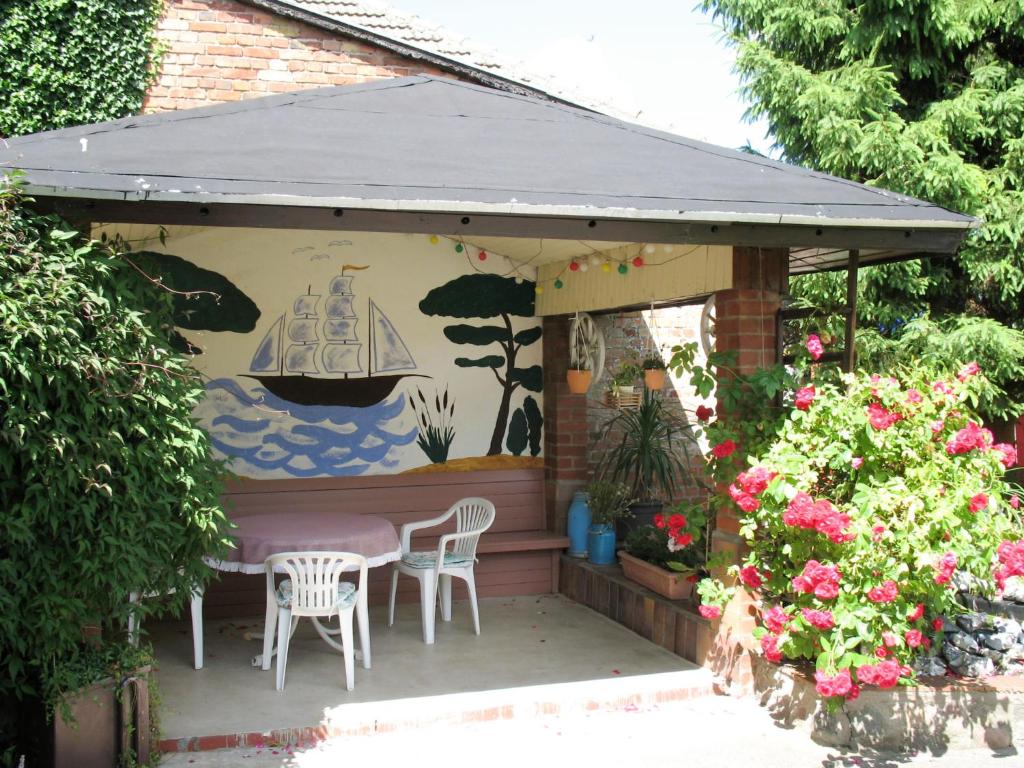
(420, 275), (542, 455)
(702, 1), (1024, 395)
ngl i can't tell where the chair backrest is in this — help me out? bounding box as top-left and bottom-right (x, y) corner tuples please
(264, 551), (367, 617)
(450, 498), (496, 558)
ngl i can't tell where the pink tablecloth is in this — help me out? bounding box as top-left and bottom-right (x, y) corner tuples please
(207, 511), (402, 574)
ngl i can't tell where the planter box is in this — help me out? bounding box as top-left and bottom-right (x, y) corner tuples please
(618, 551), (693, 600)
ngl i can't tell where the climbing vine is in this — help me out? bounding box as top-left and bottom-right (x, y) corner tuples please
(0, 0), (165, 137)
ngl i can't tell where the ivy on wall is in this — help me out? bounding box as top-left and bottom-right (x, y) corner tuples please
(0, 0), (164, 137)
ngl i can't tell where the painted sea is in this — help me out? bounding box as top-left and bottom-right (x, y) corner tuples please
(198, 378), (418, 478)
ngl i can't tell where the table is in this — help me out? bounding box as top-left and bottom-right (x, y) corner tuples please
(197, 511), (402, 669)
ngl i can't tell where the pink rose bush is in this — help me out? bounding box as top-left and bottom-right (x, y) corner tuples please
(699, 366), (1022, 703)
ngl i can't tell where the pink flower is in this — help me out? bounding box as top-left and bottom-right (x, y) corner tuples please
(994, 539), (1024, 591)
(728, 483), (759, 513)
(852, 457), (864, 469)
(795, 386), (815, 411)
(711, 440), (736, 459)
(792, 560), (841, 601)
(930, 420), (945, 435)
(736, 467), (775, 496)
(760, 633), (782, 663)
(946, 422), (993, 456)
(782, 494), (852, 543)
(969, 493), (989, 513)
(814, 668), (853, 698)
(783, 492), (817, 528)
(907, 603), (925, 622)
(933, 618), (945, 632)
(739, 566), (763, 589)
(653, 513), (665, 529)
(698, 604), (721, 620)
(814, 580), (840, 600)
(957, 361), (980, 381)
(847, 684), (861, 701)
(867, 580), (899, 603)
(762, 605), (791, 635)
(671, 532), (694, 548)
(872, 523), (886, 542)
(993, 443), (1017, 468)
(867, 402), (903, 431)
(934, 552), (957, 585)
(874, 646), (889, 659)
(882, 631), (899, 647)
(806, 334), (824, 361)
(695, 404), (714, 422)
(905, 629), (924, 648)
(856, 660), (902, 688)
(932, 380), (954, 396)
(801, 608), (835, 631)
(905, 389), (923, 404)
(1011, 496), (1021, 510)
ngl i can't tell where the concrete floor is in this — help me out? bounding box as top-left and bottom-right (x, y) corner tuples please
(151, 594), (705, 741)
(159, 694), (1017, 768)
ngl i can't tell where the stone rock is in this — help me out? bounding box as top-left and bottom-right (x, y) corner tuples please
(980, 647), (1005, 663)
(962, 657), (996, 678)
(953, 572), (984, 593)
(941, 617), (959, 633)
(1002, 576), (1024, 603)
(942, 644), (968, 668)
(993, 617), (1022, 636)
(1006, 644), (1024, 661)
(984, 631), (1017, 651)
(948, 631), (981, 654)
(1004, 662), (1024, 676)
(913, 655), (947, 677)
(956, 612), (990, 633)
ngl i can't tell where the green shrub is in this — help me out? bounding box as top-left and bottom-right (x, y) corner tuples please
(0, 180), (230, 730)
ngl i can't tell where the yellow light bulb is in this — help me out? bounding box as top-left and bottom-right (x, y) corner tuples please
(601, 262), (611, 273)
(429, 235), (439, 244)
(535, 285), (544, 295)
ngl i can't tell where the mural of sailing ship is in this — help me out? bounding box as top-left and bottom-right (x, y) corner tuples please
(245, 265), (421, 407)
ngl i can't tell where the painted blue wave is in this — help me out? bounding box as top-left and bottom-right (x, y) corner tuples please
(198, 377), (417, 477)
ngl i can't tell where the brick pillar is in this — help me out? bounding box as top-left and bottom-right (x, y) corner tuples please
(704, 246), (787, 693)
(542, 316), (588, 536)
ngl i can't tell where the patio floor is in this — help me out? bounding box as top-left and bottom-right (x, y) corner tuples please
(151, 594), (712, 750)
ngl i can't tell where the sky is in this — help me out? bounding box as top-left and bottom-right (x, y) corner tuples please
(390, 0), (774, 154)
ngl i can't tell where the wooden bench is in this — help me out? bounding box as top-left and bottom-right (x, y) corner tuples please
(203, 468), (566, 618)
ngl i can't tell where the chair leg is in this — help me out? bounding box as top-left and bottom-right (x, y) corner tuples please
(439, 573), (452, 622)
(388, 566), (399, 627)
(190, 590), (204, 670)
(340, 609), (355, 691)
(275, 608), (291, 691)
(465, 569), (481, 636)
(418, 572), (436, 644)
(262, 590), (278, 672)
(356, 596), (371, 669)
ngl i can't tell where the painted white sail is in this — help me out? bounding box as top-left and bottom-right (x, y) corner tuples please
(323, 318), (358, 342)
(285, 343), (319, 374)
(322, 343), (363, 374)
(293, 294), (320, 316)
(288, 317), (318, 343)
(249, 315), (283, 372)
(325, 295), (356, 318)
(370, 300), (416, 372)
(329, 275), (355, 295)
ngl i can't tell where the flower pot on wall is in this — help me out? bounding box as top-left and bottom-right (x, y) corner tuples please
(617, 500), (663, 542)
(567, 491), (591, 557)
(587, 523), (617, 565)
(618, 551), (694, 600)
(644, 369), (666, 391)
(566, 369), (592, 394)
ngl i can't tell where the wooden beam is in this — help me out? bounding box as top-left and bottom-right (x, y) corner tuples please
(31, 197), (967, 255)
(844, 249), (860, 373)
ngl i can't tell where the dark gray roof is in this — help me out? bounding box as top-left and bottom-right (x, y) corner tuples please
(0, 76), (972, 245)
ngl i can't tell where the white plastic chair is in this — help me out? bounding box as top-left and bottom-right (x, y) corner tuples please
(128, 582), (204, 670)
(388, 498), (496, 644)
(262, 551), (369, 692)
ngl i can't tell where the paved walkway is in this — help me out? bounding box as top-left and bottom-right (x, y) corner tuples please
(160, 694), (1016, 767)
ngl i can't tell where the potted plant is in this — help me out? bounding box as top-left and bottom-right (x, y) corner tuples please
(585, 480), (633, 565)
(597, 388), (695, 538)
(642, 356), (667, 391)
(567, 317), (593, 394)
(619, 502), (708, 600)
(610, 358), (642, 395)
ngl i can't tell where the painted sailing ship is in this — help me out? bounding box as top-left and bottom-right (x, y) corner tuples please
(244, 266), (419, 407)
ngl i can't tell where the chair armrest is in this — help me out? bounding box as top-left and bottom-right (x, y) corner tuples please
(398, 508), (456, 552)
(436, 529), (485, 560)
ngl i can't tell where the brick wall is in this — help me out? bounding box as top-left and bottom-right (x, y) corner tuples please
(145, 0), (454, 112)
(586, 306), (710, 503)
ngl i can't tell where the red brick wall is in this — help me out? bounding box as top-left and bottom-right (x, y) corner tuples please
(145, 0), (455, 112)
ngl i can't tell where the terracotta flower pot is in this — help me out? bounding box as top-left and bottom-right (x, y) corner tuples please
(644, 368), (666, 391)
(566, 369), (592, 394)
(618, 551), (694, 600)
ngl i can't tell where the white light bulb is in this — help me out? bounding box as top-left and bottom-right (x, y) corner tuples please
(644, 244), (656, 254)
(514, 275), (524, 284)
(662, 244), (673, 253)
(579, 262), (589, 273)
(589, 254), (601, 267)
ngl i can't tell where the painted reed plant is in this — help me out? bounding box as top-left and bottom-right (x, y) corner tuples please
(410, 386), (456, 464)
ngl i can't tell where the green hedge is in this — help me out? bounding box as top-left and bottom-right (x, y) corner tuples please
(0, 0), (164, 137)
